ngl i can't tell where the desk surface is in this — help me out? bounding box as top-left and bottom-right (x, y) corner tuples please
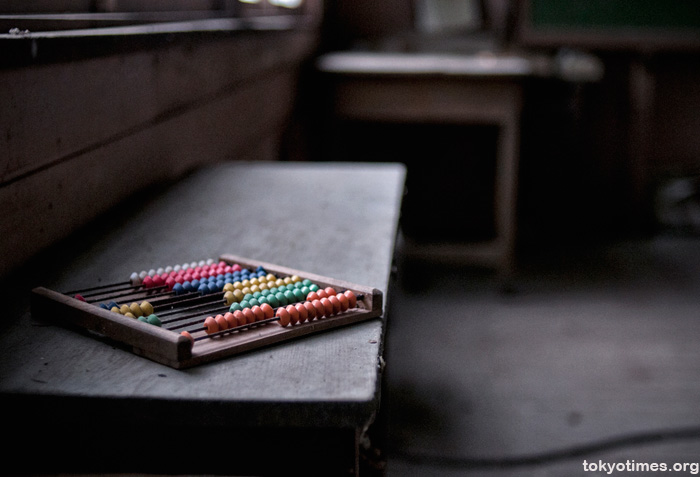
(0, 161), (405, 472)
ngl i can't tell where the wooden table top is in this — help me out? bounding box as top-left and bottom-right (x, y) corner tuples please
(0, 161), (405, 431)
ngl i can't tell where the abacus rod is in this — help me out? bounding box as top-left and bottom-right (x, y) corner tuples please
(64, 280), (133, 295)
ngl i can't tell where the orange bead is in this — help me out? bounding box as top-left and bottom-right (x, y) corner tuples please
(224, 312), (237, 328)
(295, 303), (308, 323)
(243, 308), (256, 324)
(251, 305), (265, 322)
(328, 295), (342, 315)
(204, 316), (218, 334)
(215, 314), (228, 331)
(181, 331), (194, 345)
(312, 299), (325, 318)
(303, 301), (317, 320)
(233, 310), (246, 326)
(320, 297), (334, 316)
(260, 303), (275, 319)
(344, 290), (357, 308)
(276, 307), (291, 327)
(286, 304), (300, 325)
(317, 289), (328, 299)
(307, 291), (320, 302)
(324, 287), (337, 296)
(337, 293), (349, 312)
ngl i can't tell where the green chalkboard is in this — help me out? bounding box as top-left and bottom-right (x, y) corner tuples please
(531, 0), (700, 31)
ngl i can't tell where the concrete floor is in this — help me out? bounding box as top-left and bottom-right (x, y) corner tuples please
(381, 234), (700, 476)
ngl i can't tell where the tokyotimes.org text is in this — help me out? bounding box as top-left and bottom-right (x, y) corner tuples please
(583, 460), (700, 474)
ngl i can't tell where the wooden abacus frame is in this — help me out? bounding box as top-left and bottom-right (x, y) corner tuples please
(30, 254), (383, 369)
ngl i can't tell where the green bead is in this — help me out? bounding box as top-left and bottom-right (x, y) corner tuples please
(248, 298), (260, 307)
(309, 284), (319, 292)
(276, 292), (288, 307)
(146, 314), (162, 327)
(284, 290), (296, 303)
(240, 300), (251, 309)
(293, 289), (305, 301)
(302, 279), (312, 287)
(137, 316), (148, 323)
(229, 302), (243, 313)
(266, 294), (280, 308)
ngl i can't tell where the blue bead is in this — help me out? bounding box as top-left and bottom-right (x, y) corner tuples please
(173, 283), (185, 295)
(107, 301), (119, 309)
(198, 284), (209, 295)
(99, 303), (109, 310)
(208, 283), (218, 294)
(191, 279), (200, 289)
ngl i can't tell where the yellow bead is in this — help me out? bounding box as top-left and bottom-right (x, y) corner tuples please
(223, 283), (234, 293)
(283, 276), (292, 285)
(291, 275), (301, 283)
(130, 303), (143, 317)
(258, 282), (268, 291)
(140, 301), (154, 316)
(250, 285), (260, 293)
(266, 273), (276, 282)
(120, 304), (130, 315)
(224, 291), (235, 305)
(111, 307), (120, 313)
(275, 279), (284, 287)
(241, 287), (252, 295)
(249, 277), (259, 285)
(233, 289), (244, 301)
(241, 279), (250, 288)
(233, 281), (243, 290)
(125, 312), (136, 319)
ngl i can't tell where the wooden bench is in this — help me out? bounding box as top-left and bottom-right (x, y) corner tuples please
(0, 161), (405, 476)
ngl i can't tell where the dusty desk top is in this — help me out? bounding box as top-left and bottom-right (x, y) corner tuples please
(0, 161), (405, 438)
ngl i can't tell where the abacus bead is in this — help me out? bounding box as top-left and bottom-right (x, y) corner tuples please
(129, 303), (143, 317)
(312, 299), (325, 318)
(137, 316), (148, 322)
(223, 291), (235, 305)
(152, 275), (164, 287)
(142, 276), (154, 288)
(295, 303), (308, 323)
(125, 312), (136, 319)
(309, 284), (319, 292)
(320, 297), (334, 316)
(276, 292), (288, 307)
(302, 279), (312, 287)
(324, 287), (337, 296)
(266, 294), (280, 308)
(307, 291), (320, 302)
(204, 316), (218, 334)
(260, 303), (275, 319)
(229, 302), (243, 313)
(99, 303), (109, 310)
(181, 331), (194, 345)
(208, 283), (218, 294)
(111, 307), (120, 313)
(284, 290), (296, 303)
(243, 308), (256, 324)
(291, 275), (301, 283)
(233, 310), (246, 326)
(317, 289), (328, 299)
(328, 295), (342, 315)
(130, 272), (140, 286)
(120, 304), (130, 315)
(286, 305), (299, 325)
(344, 290), (357, 308)
(233, 289), (244, 301)
(251, 305), (265, 322)
(215, 314), (228, 331)
(147, 314), (162, 327)
(173, 283), (184, 295)
(223, 283), (235, 293)
(303, 301), (317, 320)
(293, 289), (305, 302)
(337, 293), (349, 312)
(75, 294), (86, 302)
(224, 312), (237, 328)
(107, 301), (119, 309)
(276, 307), (291, 327)
(239, 300), (251, 310)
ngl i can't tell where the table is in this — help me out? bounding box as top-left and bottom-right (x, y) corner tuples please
(317, 51), (546, 279)
(0, 161), (405, 476)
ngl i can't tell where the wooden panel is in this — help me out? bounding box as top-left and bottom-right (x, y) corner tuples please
(0, 69), (298, 278)
(0, 30), (315, 185)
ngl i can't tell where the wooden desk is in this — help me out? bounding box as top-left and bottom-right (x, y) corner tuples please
(317, 51), (543, 278)
(0, 161), (405, 476)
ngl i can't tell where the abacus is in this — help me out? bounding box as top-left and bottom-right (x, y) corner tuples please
(30, 254), (383, 369)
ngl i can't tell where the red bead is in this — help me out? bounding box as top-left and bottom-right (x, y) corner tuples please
(276, 307), (290, 327)
(328, 295), (342, 315)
